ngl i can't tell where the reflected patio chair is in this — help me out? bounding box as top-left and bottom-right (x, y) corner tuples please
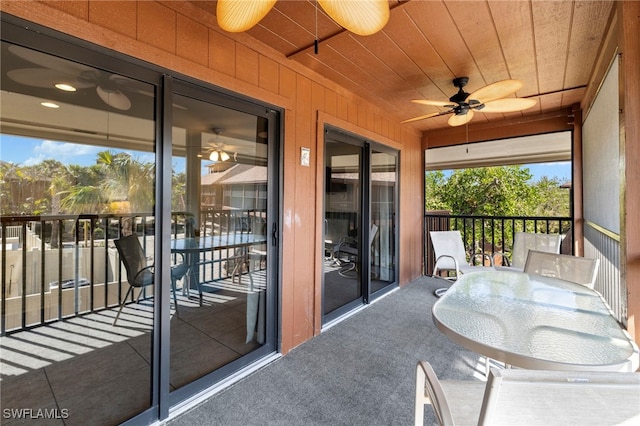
(496, 232), (562, 271)
(415, 361), (640, 426)
(333, 224), (378, 278)
(429, 230), (494, 297)
(524, 250), (600, 289)
(113, 233), (188, 326)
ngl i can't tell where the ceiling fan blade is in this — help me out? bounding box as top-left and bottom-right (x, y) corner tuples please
(7, 68), (94, 89)
(479, 98), (537, 113)
(217, 0), (277, 32)
(8, 45), (94, 75)
(411, 99), (455, 108)
(469, 79), (523, 104)
(318, 0), (389, 36)
(401, 112), (445, 124)
(448, 110), (474, 127)
(96, 86), (131, 110)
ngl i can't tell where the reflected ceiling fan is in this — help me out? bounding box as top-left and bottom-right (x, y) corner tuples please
(216, 0), (389, 36)
(7, 45), (138, 111)
(199, 128), (238, 162)
(402, 77), (537, 127)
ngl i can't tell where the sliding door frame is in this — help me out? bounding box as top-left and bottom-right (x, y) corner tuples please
(322, 125), (398, 326)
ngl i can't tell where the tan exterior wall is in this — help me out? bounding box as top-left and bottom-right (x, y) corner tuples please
(0, 1), (423, 353)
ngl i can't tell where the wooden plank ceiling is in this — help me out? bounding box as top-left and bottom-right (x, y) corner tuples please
(191, 0), (614, 133)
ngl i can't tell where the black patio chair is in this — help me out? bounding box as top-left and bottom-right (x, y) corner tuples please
(113, 233), (188, 326)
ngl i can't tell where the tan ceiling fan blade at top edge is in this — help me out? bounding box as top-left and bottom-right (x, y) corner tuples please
(318, 0), (390, 36)
(479, 98), (537, 113)
(448, 110), (474, 127)
(469, 79), (523, 104)
(400, 112), (443, 123)
(217, 0), (277, 32)
(411, 99), (455, 108)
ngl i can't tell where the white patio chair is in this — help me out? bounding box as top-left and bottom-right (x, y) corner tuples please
(415, 361), (640, 426)
(429, 231), (494, 296)
(524, 250), (600, 289)
(496, 231), (562, 271)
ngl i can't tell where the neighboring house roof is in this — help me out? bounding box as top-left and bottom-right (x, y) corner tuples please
(201, 164), (267, 185)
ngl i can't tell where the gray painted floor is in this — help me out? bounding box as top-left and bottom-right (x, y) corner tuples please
(166, 276), (488, 426)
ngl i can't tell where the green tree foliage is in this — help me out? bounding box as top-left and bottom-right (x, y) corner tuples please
(426, 165), (570, 254)
(531, 176), (570, 218)
(426, 166), (569, 217)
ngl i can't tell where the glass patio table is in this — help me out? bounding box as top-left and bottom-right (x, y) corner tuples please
(171, 233), (267, 301)
(432, 270), (639, 372)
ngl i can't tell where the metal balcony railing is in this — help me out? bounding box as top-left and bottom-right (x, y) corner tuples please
(0, 209), (267, 335)
(424, 212), (573, 275)
(425, 212), (626, 326)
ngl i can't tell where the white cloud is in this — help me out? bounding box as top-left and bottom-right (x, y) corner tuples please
(24, 140), (102, 165)
(537, 161), (571, 168)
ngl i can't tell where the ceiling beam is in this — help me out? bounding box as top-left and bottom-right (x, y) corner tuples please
(286, 0), (413, 59)
(424, 108), (576, 149)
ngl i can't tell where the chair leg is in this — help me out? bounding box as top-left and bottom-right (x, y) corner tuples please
(113, 286), (134, 326)
(171, 278), (179, 317)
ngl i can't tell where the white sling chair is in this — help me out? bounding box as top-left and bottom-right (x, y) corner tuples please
(429, 231), (494, 296)
(524, 250), (600, 289)
(496, 232), (562, 272)
(415, 361), (640, 426)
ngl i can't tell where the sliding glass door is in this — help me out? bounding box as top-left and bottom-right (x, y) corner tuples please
(370, 149), (397, 295)
(322, 127), (397, 324)
(167, 80), (279, 404)
(0, 17), (281, 423)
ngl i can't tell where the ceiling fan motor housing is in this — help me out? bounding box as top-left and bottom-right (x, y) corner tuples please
(450, 77), (470, 113)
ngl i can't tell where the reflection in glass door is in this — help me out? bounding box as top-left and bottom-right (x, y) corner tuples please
(323, 138), (362, 319)
(322, 128), (397, 324)
(371, 150), (397, 294)
(168, 85), (277, 400)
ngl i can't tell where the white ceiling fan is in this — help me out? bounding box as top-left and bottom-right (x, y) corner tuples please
(7, 44), (137, 111)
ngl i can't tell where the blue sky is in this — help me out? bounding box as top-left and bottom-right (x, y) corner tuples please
(522, 161), (571, 182)
(0, 134), (185, 173)
(1, 134), (571, 181)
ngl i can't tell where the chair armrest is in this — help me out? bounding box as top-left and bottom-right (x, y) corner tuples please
(472, 252), (495, 267)
(416, 361), (455, 426)
(132, 265), (154, 287)
(433, 254), (460, 277)
(492, 251), (511, 267)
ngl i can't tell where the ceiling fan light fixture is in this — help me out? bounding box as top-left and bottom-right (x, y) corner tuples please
(209, 150), (220, 162)
(217, 0), (278, 32)
(318, 0), (390, 36)
(40, 101), (59, 109)
(96, 85), (131, 110)
(220, 151), (231, 162)
(54, 83), (76, 92)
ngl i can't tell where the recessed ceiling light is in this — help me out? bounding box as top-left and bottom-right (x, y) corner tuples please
(55, 83), (76, 92)
(40, 102), (60, 108)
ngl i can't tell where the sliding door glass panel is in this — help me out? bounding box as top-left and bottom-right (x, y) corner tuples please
(323, 139), (362, 317)
(371, 150), (397, 294)
(0, 41), (155, 424)
(169, 94), (269, 391)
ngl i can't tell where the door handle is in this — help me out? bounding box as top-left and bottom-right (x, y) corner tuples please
(271, 222), (278, 247)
